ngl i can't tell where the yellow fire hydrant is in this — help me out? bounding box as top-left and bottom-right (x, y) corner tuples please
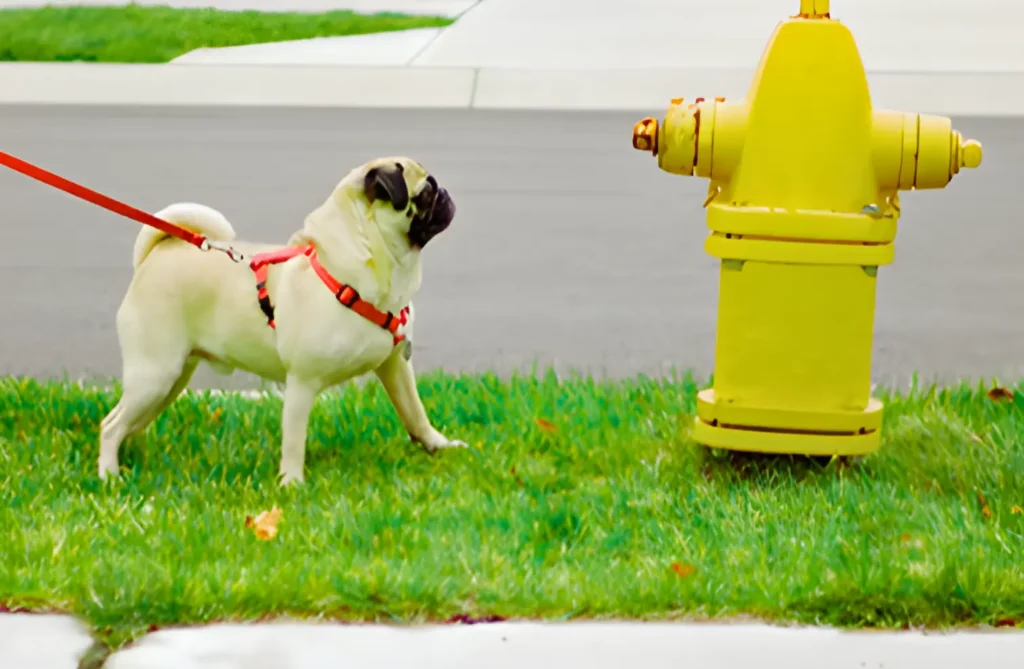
(632, 0), (982, 456)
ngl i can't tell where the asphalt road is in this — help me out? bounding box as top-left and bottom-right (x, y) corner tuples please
(0, 105), (1019, 389)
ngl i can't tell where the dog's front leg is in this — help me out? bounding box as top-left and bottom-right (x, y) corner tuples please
(374, 348), (466, 454)
(279, 375), (319, 485)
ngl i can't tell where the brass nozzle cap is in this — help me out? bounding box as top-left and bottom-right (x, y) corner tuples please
(632, 117), (659, 155)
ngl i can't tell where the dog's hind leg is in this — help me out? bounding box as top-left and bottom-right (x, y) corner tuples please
(145, 357), (200, 424)
(99, 298), (196, 480)
(101, 358), (196, 439)
(99, 357), (192, 480)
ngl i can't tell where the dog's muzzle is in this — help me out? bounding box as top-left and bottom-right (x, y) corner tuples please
(409, 186), (455, 249)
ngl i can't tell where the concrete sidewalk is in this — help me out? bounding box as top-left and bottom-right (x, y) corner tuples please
(2, 0), (1021, 114)
(6, 614), (1024, 669)
(101, 622), (1024, 669)
(0, 614), (95, 669)
(163, 0), (1023, 71)
(5, 0), (1021, 72)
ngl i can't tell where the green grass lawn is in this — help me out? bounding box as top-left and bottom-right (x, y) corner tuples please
(0, 5), (454, 63)
(2, 373), (1024, 651)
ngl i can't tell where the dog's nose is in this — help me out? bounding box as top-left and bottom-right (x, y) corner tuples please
(435, 188), (455, 222)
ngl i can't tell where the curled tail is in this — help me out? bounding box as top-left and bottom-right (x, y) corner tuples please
(132, 202), (237, 270)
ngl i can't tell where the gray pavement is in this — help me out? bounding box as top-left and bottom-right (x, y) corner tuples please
(0, 105), (1019, 389)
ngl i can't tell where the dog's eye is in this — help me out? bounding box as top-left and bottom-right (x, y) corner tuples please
(420, 177), (437, 199)
(414, 180), (436, 211)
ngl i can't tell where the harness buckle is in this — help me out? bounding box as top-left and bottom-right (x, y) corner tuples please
(336, 285), (360, 307)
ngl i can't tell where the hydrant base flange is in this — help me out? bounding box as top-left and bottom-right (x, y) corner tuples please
(691, 389), (883, 456)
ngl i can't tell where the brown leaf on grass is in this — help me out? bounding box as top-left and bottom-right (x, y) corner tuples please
(211, 407), (223, 420)
(535, 418), (557, 432)
(670, 562), (697, 579)
(900, 533), (924, 549)
(244, 506), (283, 541)
(976, 491), (992, 519)
(987, 387), (1014, 402)
(1013, 506), (1024, 515)
(0, 603), (28, 614)
(995, 618), (1019, 628)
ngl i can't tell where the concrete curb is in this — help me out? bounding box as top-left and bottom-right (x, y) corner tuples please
(6, 614), (1024, 669)
(108, 621), (1024, 669)
(0, 613), (95, 669)
(2, 63), (1023, 115)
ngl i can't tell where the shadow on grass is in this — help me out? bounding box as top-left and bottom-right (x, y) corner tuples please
(694, 445), (859, 488)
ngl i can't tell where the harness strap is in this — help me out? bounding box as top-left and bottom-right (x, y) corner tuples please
(248, 245), (409, 345)
(249, 246), (308, 328)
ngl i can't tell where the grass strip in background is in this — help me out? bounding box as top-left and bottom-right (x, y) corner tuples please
(2, 372), (1024, 649)
(0, 5), (454, 63)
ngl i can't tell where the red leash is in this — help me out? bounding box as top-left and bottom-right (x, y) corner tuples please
(0, 149), (242, 260)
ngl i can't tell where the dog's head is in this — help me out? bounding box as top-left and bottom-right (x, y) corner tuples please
(357, 157), (455, 251)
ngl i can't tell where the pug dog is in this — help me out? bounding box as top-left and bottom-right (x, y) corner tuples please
(99, 157), (465, 485)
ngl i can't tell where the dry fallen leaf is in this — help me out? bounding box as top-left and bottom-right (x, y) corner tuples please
(1013, 506), (1023, 516)
(211, 407), (223, 420)
(900, 533), (924, 549)
(670, 562), (697, 579)
(977, 491), (993, 519)
(987, 387), (1014, 402)
(244, 506), (283, 541)
(535, 418), (557, 432)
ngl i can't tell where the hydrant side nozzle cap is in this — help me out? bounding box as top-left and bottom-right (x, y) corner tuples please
(632, 117), (659, 155)
(961, 139), (983, 169)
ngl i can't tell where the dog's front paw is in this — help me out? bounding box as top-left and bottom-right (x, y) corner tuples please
(98, 461), (120, 481)
(435, 438), (468, 451)
(279, 470), (305, 486)
(412, 431), (468, 455)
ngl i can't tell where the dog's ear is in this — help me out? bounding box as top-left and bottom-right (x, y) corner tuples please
(363, 164), (410, 211)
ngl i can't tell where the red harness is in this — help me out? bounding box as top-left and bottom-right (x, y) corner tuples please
(0, 149), (409, 347)
(249, 245), (410, 345)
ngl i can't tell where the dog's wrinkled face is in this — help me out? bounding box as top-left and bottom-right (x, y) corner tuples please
(361, 157), (455, 250)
